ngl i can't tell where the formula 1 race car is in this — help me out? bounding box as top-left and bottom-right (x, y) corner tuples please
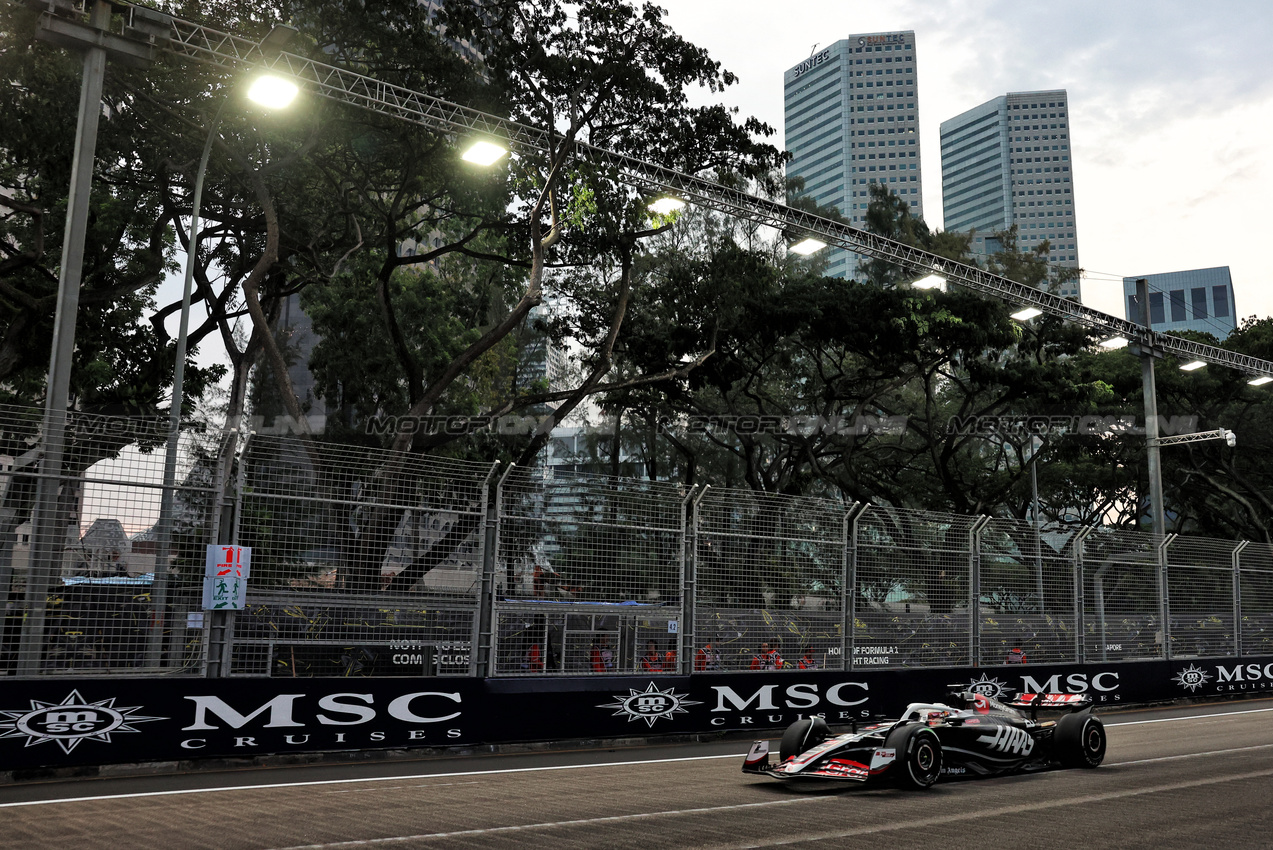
(742, 688), (1106, 789)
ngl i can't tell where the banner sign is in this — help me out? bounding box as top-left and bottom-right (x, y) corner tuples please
(3, 655), (1270, 772)
(202, 545), (250, 610)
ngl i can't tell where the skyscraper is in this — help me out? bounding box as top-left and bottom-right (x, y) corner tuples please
(1123, 267), (1238, 339)
(939, 90), (1081, 300)
(784, 31), (923, 280)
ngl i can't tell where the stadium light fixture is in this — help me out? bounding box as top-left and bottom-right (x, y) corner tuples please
(648, 196), (686, 215)
(462, 139), (508, 165)
(1248, 375), (1273, 386)
(247, 73), (299, 109)
(1179, 360), (1206, 372)
(1098, 336), (1129, 349)
(912, 273), (946, 290)
(1011, 307), (1043, 322)
(789, 236), (826, 255)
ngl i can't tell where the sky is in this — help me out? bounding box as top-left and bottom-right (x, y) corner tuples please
(653, 0), (1273, 325)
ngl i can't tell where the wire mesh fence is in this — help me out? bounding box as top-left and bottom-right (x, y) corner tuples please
(693, 487), (846, 672)
(0, 403), (1269, 678)
(0, 405), (222, 676)
(1081, 526), (1162, 662)
(1239, 542), (1273, 656)
(978, 517), (1079, 665)
(1165, 536), (1239, 659)
(854, 507), (979, 669)
(488, 466), (686, 675)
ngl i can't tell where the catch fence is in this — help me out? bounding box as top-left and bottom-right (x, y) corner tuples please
(2, 409), (1273, 678)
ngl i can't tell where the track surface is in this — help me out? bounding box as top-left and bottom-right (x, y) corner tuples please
(2, 700), (1272, 848)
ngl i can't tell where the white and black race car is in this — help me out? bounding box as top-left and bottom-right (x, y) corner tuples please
(742, 688), (1106, 789)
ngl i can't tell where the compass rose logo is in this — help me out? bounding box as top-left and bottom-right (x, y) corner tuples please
(598, 682), (701, 728)
(1173, 663), (1212, 693)
(966, 673), (1011, 699)
(0, 690), (166, 754)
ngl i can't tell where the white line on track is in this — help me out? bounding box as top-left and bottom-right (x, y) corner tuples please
(1, 703), (1269, 810)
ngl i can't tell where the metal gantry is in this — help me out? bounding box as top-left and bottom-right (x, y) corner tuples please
(140, 7), (1273, 379)
(19, 0), (1273, 381)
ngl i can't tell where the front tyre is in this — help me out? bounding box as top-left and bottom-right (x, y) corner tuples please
(778, 716), (829, 762)
(1056, 712), (1106, 768)
(884, 724), (943, 789)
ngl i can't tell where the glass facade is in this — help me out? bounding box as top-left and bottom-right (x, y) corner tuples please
(1123, 267), (1238, 339)
(783, 32), (922, 279)
(939, 90), (1081, 300)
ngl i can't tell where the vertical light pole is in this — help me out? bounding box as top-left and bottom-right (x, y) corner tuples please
(1133, 278), (1166, 539)
(18, 1), (162, 673)
(149, 67), (299, 667)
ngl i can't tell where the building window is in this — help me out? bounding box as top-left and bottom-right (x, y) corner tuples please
(1149, 292), (1165, 325)
(1213, 285), (1230, 318)
(1191, 288), (1208, 320)
(1169, 290), (1186, 322)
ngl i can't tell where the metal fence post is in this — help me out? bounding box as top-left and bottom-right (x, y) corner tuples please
(481, 464), (516, 676)
(679, 485), (700, 675)
(1159, 533), (1177, 659)
(210, 432), (253, 677)
(1232, 540), (1248, 658)
(845, 503), (868, 672)
(203, 428), (239, 679)
(472, 462), (502, 678)
(969, 516), (991, 666)
(1073, 526), (1094, 663)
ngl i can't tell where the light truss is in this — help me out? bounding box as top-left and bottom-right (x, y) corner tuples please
(125, 5), (1273, 380)
(1151, 429), (1235, 448)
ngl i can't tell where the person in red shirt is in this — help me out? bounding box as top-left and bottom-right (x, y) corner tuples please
(797, 647), (819, 669)
(640, 640), (663, 673)
(750, 642), (782, 670)
(664, 642), (677, 672)
(590, 635), (614, 672)
(766, 644), (784, 670)
(695, 641), (721, 672)
(523, 642), (543, 673)
(1006, 646), (1027, 664)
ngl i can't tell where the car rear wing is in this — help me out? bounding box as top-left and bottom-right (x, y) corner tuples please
(1006, 692), (1095, 717)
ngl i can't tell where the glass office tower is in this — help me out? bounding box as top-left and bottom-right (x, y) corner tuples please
(784, 31), (923, 279)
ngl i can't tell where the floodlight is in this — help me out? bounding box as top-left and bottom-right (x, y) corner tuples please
(1098, 336), (1129, 349)
(1010, 307), (1043, 321)
(1248, 376), (1273, 386)
(912, 274), (946, 290)
(648, 196), (686, 215)
(1179, 360), (1206, 372)
(789, 237), (826, 255)
(247, 74), (299, 109)
(462, 139), (508, 166)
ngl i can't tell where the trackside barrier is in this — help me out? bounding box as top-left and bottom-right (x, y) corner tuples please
(1, 408), (1273, 682)
(4, 654), (1273, 771)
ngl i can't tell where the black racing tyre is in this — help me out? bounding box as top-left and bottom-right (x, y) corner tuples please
(884, 723), (943, 789)
(778, 716), (829, 762)
(1056, 712), (1106, 768)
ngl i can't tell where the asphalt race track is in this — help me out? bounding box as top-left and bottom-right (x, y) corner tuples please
(2, 699), (1272, 849)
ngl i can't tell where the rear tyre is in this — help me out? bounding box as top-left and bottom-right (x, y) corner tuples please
(1056, 713), (1106, 768)
(778, 716), (829, 762)
(884, 724), (943, 789)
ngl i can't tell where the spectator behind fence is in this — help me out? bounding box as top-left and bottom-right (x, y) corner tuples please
(1006, 646), (1027, 664)
(797, 647), (819, 670)
(590, 635), (614, 673)
(523, 642), (544, 673)
(664, 641), (677, 671)
(750, 641), (783, 670)
(695, 641), (721, 671)
(640, 640), (664, 673)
